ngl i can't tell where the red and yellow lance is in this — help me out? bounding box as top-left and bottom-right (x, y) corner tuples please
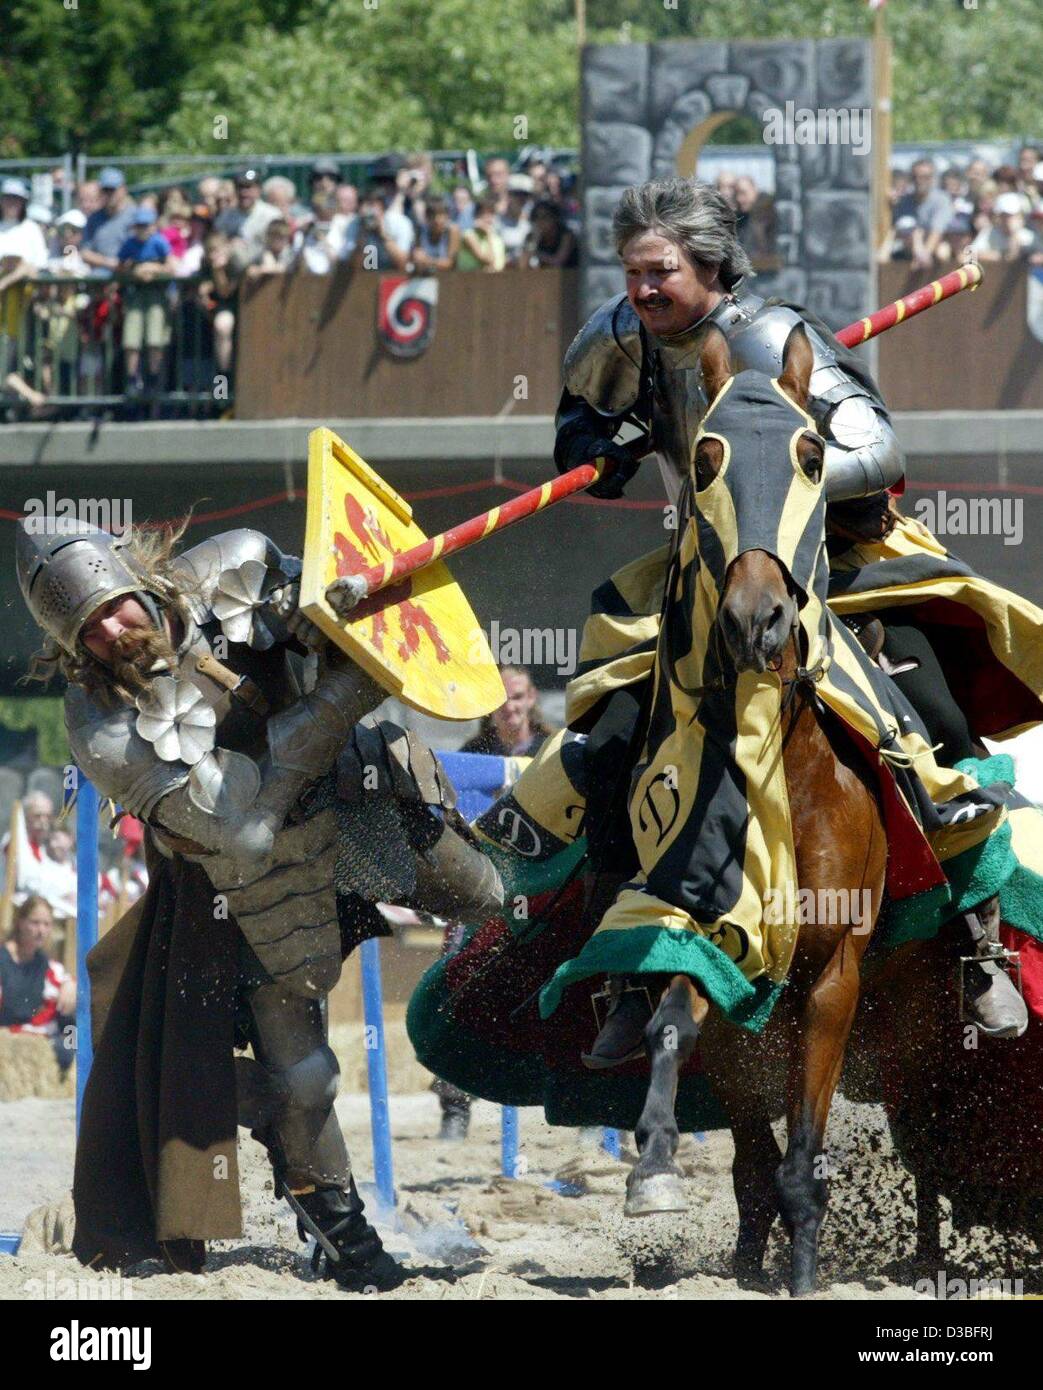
(300, 264), (981, 720)
(834, 261), (982, 348)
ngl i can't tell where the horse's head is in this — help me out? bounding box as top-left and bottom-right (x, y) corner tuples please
(690, 324), (826, 674)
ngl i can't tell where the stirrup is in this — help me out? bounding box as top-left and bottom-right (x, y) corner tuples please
(957, 945), (1024, 1025)
(590, 977), (653, 1034)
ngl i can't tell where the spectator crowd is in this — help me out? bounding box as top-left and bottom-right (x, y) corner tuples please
(883, 145), (1043, 268)
(3, 140), (1042, 420)
(0, 786), (149, 1076)
(0, 150), (581, 419)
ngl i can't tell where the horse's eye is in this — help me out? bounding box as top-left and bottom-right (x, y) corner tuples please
(694, 438), (724, 490)
(798, 437), (824, 483)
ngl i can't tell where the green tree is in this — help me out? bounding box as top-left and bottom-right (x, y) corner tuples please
(583, 0), (1043, 143)
(146, 0), (583, 155)
(0, 0), (282, 155)
(2, 0), (1040, 158)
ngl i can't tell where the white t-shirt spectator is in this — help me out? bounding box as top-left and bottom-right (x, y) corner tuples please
(178, 242), (206, 277)
(968, 223), (1040, 259)
(294, 223), (346, 275)
(0, 216), (49, 270)
(47, 245), (90, 277)
(341, 209), (415, 267)
(893, 189), (953, 238)
(239, 199), (281, 250)
(497, 213), (530, 265)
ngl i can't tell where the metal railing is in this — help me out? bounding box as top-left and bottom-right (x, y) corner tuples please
(75, 148), (580, 204)
(0, 274), (227, 419)
(0, 156), (76, 216)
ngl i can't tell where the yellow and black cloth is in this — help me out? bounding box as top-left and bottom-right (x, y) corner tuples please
(486, 376), (1031, 1027)
(407, 376), (1043, 1126)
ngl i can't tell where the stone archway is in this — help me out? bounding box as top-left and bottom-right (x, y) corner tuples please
(580, 38), (875, 331)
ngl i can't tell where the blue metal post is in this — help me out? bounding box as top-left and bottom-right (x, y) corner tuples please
(602, 1127), (621, 1159)
(74, 774), (99, 1133)
(360, 937), (395, 1211)
(501, 1105), (519, 1178)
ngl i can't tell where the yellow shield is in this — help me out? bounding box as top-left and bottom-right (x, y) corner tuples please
(299, 428), (504, 720)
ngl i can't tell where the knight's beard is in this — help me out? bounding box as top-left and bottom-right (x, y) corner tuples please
(108, 624), (178, 697)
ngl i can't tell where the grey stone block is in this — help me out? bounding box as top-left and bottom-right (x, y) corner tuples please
(584, 186), (628, 264)
(835, 136), (873, 190)
(797, 140), (831, 188)
(817, 38), (872, 109)
(582, 43), (650, 126)
(774, 163), (803, 201)
(652, 90), (714, 177)
(752, 267), (808, 305)
(704, 73), (751, 112)
(803, 189), (870, 269)
(731, 41), (816, 108)
(774, 231), (803, 266)
(775, 199), (803, 236)
(581, 266), (626, 323)
(648, 41), (729, 127)
(806, 270), (872, 330)
(746, 88), (780, 127)
(584, 122), (653, 187)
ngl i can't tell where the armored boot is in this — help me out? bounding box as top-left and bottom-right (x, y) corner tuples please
(290, 1179), (407, 1292)
(581, 976), (653, 1070)
(950, 896), (1028, 1040)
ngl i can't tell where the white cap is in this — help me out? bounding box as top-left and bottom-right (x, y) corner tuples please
(56, 208), (87, 229)
(27, 202), (53, 225)
(994, 191), (1025, 216)
(506, 173), (534, 194)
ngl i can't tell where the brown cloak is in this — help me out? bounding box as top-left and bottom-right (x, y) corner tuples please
(71, 835), (242, 1270)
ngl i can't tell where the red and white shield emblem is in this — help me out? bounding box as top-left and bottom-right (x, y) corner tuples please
(377, 276), (438, 358)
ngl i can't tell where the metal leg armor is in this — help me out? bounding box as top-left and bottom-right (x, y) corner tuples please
(242, 981), (406, 1289)
(246, 981), (350, 1189)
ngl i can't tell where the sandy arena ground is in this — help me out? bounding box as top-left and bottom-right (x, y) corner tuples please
(3, 1087), (1042, 1301)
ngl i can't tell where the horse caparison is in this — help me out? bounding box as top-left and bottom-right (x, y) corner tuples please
(625, 326), (888, 1297)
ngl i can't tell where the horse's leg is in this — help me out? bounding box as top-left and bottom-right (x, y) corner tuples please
(731, 1113), (782, 1284)
(625, 974), (708, 1216)
(776, 933), (863, 1297)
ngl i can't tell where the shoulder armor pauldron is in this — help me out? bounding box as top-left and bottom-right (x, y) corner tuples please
(65, 684), (191, 822)
(172, 528), (302, 650)
(562, 294), (644, 416)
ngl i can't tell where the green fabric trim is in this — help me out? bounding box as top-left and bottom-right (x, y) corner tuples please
(879, 753), (1032, 950)
(0, 696), (69, 767)
(954, 754), (1043, 942)
(538, 925), (784, 1034)
(956, 752), (1015, 789)
(407, 972), (547, 1107)
(406, 959), (732, 1132)
(998, 856), (1043, 945)
(481, 837), (588, 921)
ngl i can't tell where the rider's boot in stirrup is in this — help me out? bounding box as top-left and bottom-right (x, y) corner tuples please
(949, 895), (1028, 1040)
(582, 975), (653, 1070)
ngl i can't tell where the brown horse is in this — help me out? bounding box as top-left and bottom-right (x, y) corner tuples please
(625, 326), (888, 1296)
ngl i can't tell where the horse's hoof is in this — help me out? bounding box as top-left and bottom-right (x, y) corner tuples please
(624, 1171), (687, 1217)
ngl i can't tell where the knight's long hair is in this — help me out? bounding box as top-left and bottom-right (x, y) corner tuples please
(21, 515), (199, 707)
(613, 177), (753, 290)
